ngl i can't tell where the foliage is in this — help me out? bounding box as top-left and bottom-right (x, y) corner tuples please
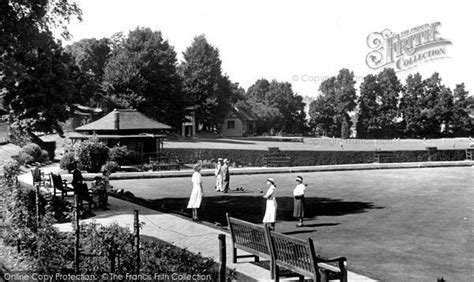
(65, 37), (111, 107)
(76, 138), (109, 173)
(103, 27), (185, 128)
(163, 148), (467, 167)
(245, 79), (306, 134)
(180, 34), (231, 131)
(108, 146), (129, 165)
(0, 0), (82, 136)
(3, 159), (21, 183)
(60, 152), (77, 172)
(309, 69), (356, 138)
(14, 143), (49, 165)
(102, 161), (120, 173)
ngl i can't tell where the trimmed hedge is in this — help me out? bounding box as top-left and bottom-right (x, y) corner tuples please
(163, 148), (468, 167)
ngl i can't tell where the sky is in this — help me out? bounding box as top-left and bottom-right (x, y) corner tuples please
(64, 0), (474, 99)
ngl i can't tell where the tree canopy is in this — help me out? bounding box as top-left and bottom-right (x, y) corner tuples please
(102, 27), (185, 128)
(1, 0), (82, 137)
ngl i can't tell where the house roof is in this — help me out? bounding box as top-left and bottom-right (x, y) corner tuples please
(76, 109), (172, 132)
(230, 106), (258, 121)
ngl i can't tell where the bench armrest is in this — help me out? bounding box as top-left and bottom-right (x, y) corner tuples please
(318, 256), (346, 264)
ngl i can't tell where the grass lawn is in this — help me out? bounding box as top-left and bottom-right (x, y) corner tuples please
(112, 166), (473, 281)
(164, 137), (472, 151)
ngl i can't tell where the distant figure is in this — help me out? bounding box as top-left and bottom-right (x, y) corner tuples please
(293, 176), (306, 227)
(91, 176), (107, 210)
(222, 159), (230, 193)
(187, 163), (204, 221)
(263, 178), (277, 230)
(215, 158), (223, 192)
(71, 163), (92, 211)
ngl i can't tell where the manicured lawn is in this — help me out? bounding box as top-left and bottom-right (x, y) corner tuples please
(112, 166), (473, 281)
(164, 137), (472, 151)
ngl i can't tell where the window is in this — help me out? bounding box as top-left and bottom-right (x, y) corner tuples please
(227, 120), (235, 129)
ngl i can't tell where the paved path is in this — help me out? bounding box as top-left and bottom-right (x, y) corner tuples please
(18, 166), (377, 281)
(55, 197), (376, 282)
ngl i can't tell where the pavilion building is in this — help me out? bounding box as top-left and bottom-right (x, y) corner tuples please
(70, 109), (172, 161)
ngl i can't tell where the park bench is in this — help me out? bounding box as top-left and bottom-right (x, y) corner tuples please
(466, 148), (474, 160)
(266, 226), (348, 282)
(265, 147), (292, 167)
(226, 214), (274, 278)
(373, 151), (397, 163)
(148, 155), (181, 171)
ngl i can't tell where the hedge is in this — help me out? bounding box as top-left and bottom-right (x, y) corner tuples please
(163, 148), (468, 167)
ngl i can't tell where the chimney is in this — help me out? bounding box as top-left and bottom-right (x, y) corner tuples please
(113, 109), (120, 130)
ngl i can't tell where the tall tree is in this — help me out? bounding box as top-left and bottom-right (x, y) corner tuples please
(356, 74), (379, 138)
(309, 69), (356, 138)
(399, 73), (424, 137)
(375, 68), (402, 137)
(245, 79), (305, 134)
(66, 38), (111, 106)
(180, 35), (230, 131)
(451, 83), (473, 136)
(103, 27), (185, 128)
(1, 0), (82, 137)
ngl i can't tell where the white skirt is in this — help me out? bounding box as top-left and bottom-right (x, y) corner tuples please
(187, 186), (203, 208)
(263, 199), (277, 223)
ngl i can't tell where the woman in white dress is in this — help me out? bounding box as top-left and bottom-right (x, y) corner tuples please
(187, 163), (204, 221)
(262, 178), (277, 230)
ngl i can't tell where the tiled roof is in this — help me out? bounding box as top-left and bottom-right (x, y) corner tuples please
(76, 109), (172, 132)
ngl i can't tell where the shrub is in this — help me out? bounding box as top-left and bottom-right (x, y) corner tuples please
(109, 146), (129, 165)
(13, 143), (50, 165)
(59, 152), (77, 172)
(3, 159), (21, 182)
(76, 138), (110, 173)
(103, 161), (120, 173)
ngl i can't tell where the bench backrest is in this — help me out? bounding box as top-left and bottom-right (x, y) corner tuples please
(50, 173), (64, 189)
(267, 227), (318, 278)
(227, 214), (271, 258)
(31, 168), (42, 183)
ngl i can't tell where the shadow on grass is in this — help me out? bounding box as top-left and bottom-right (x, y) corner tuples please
(144, 196), (383, 226)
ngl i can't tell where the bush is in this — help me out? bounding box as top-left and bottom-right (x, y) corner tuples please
(13, 143), (50, 165)
(59, 152), (77, 172)
(109, 146), (129, 165)
(76, 138), (110, 173)
(163, 148), (468, 167)
(3, 159), (21, 182)
(103, 161), (120, 173)
(16, 143), (50, 165)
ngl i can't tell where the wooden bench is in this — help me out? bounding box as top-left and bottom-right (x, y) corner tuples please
(264, 156), (292, 167)
(226, 214), (274, 278)
(466, 148), (474, 160)
(266, 226), (347, 282)
(373, 151), (397, 163)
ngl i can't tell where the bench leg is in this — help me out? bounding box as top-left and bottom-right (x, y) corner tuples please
(270, 260), (275, 279)
(254, 255), (259, 262)
(274, 265), (279, 282)
(232, 247), (237, 264)
(298, 274), (305, 282)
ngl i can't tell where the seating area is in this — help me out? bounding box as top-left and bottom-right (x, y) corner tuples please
(30, 169), (103, 213)
(147, 154), (181, 171)
(373, 151), (397, 163)
(264, 147), (292, 167)
(227, 214), (347, 282)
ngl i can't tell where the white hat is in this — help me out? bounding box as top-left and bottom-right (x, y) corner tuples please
(266, 178), (275, 184)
